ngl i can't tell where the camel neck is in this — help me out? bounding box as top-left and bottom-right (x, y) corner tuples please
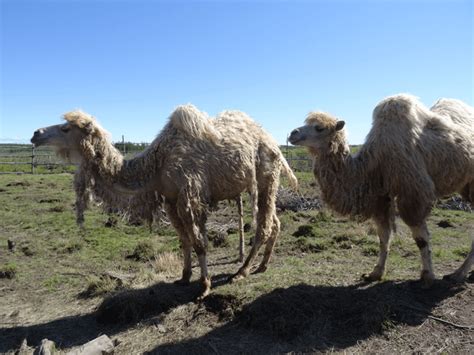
(84, 139), (159, 194)
(312, 147), (374, 218)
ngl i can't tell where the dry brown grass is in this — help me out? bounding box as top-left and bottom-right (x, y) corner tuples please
(150, 251), (182, 277)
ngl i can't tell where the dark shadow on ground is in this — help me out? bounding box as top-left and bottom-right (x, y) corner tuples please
(0, 273), (232, 352)
(149, 279), (469, 354)
(1, 277), (469, 353)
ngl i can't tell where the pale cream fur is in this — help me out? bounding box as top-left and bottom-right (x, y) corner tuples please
(289, 94), (474, 286)
(31, 105), (297, 297)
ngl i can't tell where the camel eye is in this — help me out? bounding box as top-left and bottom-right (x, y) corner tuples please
(61, 125), (71, 133)
(314, 126), (324, 132)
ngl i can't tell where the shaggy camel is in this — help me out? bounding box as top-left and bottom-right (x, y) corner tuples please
(289, 94), (474, 287)
(76, 167), (247, 261)
(32, 105), (297, 297)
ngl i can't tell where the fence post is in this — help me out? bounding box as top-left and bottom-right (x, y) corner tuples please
(31, 145), (35, 174)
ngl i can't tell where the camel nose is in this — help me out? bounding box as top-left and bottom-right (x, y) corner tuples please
(31, 129), (44, 144)
(33, 129), (43, 137)
(289, 129), (300, 140)
(288, 128), (302, 144)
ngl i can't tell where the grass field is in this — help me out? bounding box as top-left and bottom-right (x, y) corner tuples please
(0, 172), (473, 353)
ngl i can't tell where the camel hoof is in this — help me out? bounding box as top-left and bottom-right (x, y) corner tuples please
(253, 265), (268, 274)
(443, 272), (465, 284)
(196, 277), (211, 301)
(420, 270), (435, 289)
(197, 288), (211, 301)
(421, 279), (434, 289)
(230, 270), (248, 283)
(361, 272), (382, 282)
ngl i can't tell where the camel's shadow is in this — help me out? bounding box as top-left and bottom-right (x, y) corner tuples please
(150, 278), (471, 354)
(0, 276), (469, 353)
(0, 275), (229, 352)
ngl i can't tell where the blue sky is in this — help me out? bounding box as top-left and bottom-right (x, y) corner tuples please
(1, 0), (472, 144)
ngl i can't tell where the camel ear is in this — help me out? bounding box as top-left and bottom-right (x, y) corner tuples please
(335, 121), (345, 131)
(83, 122), (94, 134)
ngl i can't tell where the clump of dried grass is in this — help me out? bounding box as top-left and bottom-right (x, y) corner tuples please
(151, 251), (182, 277)
(81, 275), (119, 298)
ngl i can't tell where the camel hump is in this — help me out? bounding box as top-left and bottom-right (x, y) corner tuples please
(371, 93), (442, 133)
(372, 94), (421, 123)
(169, 104), (221, 141)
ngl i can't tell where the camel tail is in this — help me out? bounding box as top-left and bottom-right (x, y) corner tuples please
(280, 152), (298, 191)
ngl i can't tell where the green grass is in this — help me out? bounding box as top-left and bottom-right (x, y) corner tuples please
(0, 172), (472, 353)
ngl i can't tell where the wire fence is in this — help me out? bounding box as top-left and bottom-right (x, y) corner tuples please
(0, 145), (73, 174)
(0, 144), (312, 174)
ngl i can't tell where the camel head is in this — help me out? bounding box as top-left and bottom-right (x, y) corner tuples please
(288, 112), (346, 154)
(31, 110), (109, 163)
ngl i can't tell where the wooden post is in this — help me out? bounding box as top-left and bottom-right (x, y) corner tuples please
(31, 145), (35, 174)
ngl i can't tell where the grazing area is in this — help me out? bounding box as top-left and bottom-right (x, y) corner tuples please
(0, 172), (472, 353)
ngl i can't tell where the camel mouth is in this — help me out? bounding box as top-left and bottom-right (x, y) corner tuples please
(30, 136), (44, 147)
(288, 129), (305, 145)
(288, 134), (304, 145)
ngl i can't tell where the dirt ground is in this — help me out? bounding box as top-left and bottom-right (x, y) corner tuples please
(0, 174), (473, 354)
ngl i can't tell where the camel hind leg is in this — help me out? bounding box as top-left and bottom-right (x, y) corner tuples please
(444, 237), (474, 282)
(444, 181), (474, 282)
(236, 195), (245, 263)
(171, 186), (211, 298)
(254, 212), (280, 274)
(233, 169), (279, 281)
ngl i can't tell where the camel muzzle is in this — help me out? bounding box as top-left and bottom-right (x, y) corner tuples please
(31, 129), (47, 146)
(288, 129), (303, 145)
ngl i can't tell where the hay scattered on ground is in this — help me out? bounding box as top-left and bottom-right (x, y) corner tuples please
(437, 196), (472, 212)
(277, 188), (322, 212)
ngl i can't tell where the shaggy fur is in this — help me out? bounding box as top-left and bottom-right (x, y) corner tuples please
(289, 94), (474, 286)
(31, 105), (297, 297)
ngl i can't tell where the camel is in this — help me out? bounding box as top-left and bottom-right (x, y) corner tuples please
(76, 166), (247, 261)
(289, 94), (474, 287)
(31, 105), (297, 297)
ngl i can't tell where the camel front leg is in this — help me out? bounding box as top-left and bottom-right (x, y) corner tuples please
(410, 222), (435, 288)
(165, 202), (192, 284)
(363, 216), (392, 281)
